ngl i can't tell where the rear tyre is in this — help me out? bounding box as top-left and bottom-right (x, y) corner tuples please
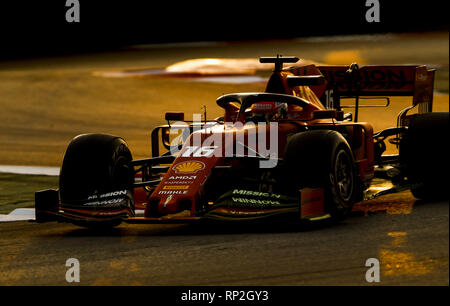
(284, 130), (360, 221)
(401, 112), (449, 200)
(59, 134), (135, 228)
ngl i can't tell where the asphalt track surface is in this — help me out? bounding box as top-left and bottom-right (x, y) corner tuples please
(0, 193), (448, 286)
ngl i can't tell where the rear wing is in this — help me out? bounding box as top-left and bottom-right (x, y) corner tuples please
(287, 64), (436, 126)
(287, 64), (435, 123)
(317, 65), (435, 114)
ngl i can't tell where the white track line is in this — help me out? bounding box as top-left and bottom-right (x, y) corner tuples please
(0, 208), (146, 222)
(0, 208), (35, 222)
(0, 165), (59, 176)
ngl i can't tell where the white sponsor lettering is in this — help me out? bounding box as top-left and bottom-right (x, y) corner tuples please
(168, 175), (197, 180)
(87, 190), (127, 200)
(83, 198), (125, 206)
(231, 197), (281, 205)
(164, 181), (194, 185)
(158, 190), (188, 195)
(232, 189), (281, 198)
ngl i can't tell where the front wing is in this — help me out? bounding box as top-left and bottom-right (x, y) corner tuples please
(34, 188), (330, 224)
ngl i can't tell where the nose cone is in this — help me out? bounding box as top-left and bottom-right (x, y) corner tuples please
(157, 195), (180, 214)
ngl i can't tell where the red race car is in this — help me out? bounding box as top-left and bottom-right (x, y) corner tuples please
(35, 56), (449, 228)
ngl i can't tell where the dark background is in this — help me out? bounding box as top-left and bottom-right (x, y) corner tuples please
(1, 0), (448, 59)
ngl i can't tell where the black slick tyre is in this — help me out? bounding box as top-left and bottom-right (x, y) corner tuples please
(284, 129), (360, 221)
(59, 134), (134, 228)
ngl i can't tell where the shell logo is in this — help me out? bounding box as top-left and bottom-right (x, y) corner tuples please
(173, 161), (205, 174)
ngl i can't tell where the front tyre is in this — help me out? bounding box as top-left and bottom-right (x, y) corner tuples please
(59, 134), (135, 228)
(284, 130), (360, 221)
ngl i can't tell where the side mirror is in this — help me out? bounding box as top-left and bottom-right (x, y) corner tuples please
(165, 112), (185, 122)
(343, 112), (353, 121)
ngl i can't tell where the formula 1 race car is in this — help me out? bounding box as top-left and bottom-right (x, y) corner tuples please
(35, 56), (449, 228)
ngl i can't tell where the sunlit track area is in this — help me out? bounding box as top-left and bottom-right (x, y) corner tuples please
(0, 32), (448, 166)
(0, 31), (448, 286)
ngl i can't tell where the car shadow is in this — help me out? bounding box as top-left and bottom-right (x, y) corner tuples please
(48, 198), (447, 238)
(59, 216), (342, 238)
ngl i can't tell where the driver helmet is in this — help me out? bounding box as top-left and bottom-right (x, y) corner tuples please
(250, 102), (287, 120)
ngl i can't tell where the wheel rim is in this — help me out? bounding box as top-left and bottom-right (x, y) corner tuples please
(335, 150), (353, 202)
